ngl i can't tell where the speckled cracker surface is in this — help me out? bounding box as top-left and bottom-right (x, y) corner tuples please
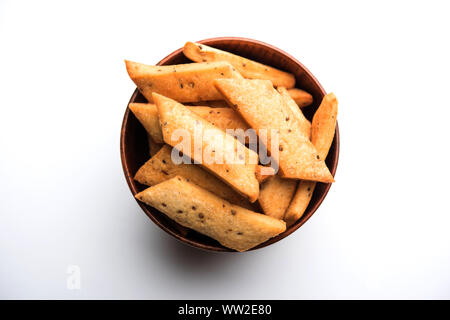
(183, 42), (295, 88)
(135, 176), (286, 251)
(278, 87), (311, 139)
(312, 93), (338, 160)
(125, 60), (242, 103)
(284, 180), (316, 226)
(130, 104), (250, 145)
(259, 175), (298, 220)
(285, 93), (338, 226)
(134, 145), (255, 210)
(153, 93), (260, 202)
(188, 106), (250, 133)
(215, 78), (334, 183)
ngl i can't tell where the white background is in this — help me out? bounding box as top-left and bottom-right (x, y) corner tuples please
(1, 0), (449, 299)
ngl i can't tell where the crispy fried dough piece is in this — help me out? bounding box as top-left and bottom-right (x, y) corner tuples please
(284, 180), (316, 226)
(189, 106), (250, 144)
(187, 106), (250, 132)
(153, 93), (260, 202)
(184, 42), (295, 88)
(134, 145), (255, 210)
(311, 93), (338, 160)
(258, 175), (298, 219)
(129, 103), (164, 143)
(214, 78), (334, 183)
(125, 60), (242, 103)
(257, 91), (314, 220)
(278, 87), (311, 139)
(130, 103), (249, 144)
(284, 93), (338, 226)
(135, 176), (286, 251)
(287, 88), (314, 108)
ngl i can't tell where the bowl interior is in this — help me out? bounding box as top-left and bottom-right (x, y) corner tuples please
(121, 37), (340, 252)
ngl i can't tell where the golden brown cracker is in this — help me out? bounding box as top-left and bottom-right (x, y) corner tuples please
(258, 175), (298, 220)
(130, 103), (249, 144)
(284, 180), (316, 226)
(183, 42), (295, 88)
(125, 60), (242, 103)
(284, 93), (338, 226)
(214, 78), (334, 183)
(153, 93), (260, 202)
(134, 145), (255, 210)
(188, 106), (250, 133)
(311, 93), (338, 160)
(278, 87), (311, 139)
(130, 102), (249, 144)
(129, 103), (164, 143)
(135, 176), (286, 251)
(287, 88), (314, 108)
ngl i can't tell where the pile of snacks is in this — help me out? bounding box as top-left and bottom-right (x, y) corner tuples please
(125, 42), (338, 251)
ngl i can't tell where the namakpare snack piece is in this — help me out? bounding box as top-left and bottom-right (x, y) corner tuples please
(153, 93), (260, 202)
(311, 93), (338, 160)
(183, 42), (295, 88)
(129, 103), (164, 143)
(135, 176), (286, 251)
(278, 86), (311, 139)
(286, 88), (314, 108)
(284, 93), (338, 226)
(125, 60), (242, 103)
(134, 145), (255, 210)
(188, 106), (250, 133)
(214, 78), (334, 183)
(258, 175), (297, 220)
(129, 103), (250, 144)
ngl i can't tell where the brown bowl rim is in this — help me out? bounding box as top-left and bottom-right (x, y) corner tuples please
(120, 36), (340, 252)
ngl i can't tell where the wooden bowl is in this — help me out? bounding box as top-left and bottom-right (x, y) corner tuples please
(120, 37), (340, 252)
